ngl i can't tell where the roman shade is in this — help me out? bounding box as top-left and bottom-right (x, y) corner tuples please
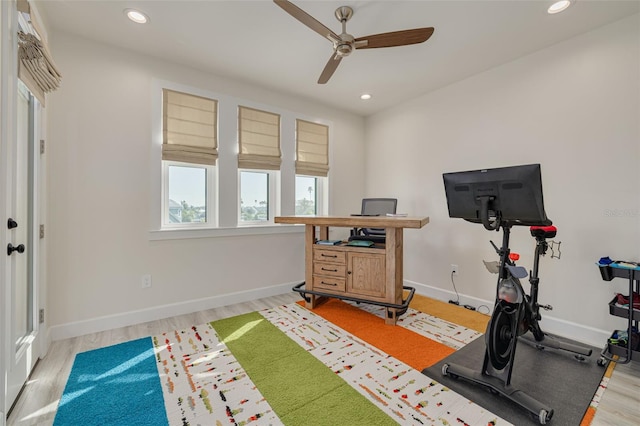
(238, 106), (281, 170)
(162, 89), (218, 166)
(296, 119), (329, 177)
(17, 0), (62, 106)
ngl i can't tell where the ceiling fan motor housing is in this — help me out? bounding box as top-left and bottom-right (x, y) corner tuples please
(336, 33), (354, 56)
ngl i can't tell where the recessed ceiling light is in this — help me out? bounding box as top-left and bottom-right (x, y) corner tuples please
(360, 94), (372, 100)
(124, 8), (149, 24)
(548, 0), (572, 14)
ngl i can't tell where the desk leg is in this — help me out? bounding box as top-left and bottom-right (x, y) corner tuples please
(385, 307), (399, 325)
(384, 228), (403, 325)
(305, 224), (317, 309)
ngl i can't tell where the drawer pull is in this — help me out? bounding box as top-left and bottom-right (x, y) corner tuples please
(321, 254), (338, 258)
(321, 267), (338, 272)
(321, 281), (338, 286)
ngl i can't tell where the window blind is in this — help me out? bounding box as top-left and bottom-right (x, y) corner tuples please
(162, 89), (218, 166)
(296, 119), (329, 177)
(238, 106), (281, 170)
(17, 0), (61, 106)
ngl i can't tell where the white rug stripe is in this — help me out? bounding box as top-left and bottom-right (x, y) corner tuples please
(261, 303), (512, 426)
(152, 324), (282, 426)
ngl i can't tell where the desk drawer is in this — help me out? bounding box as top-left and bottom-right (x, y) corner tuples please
(313, 276), (346, 292)
(313, 248), (346, 264)
(313, 262), (346, 277)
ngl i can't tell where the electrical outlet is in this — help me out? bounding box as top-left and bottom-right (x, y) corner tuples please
(451, 264), (458, 274)
(141, 274), (152, 289)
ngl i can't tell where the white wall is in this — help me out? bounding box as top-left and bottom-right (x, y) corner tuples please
(365, 15), (640, 345)
(45, 15), (639, 346)
(45, 34), (366, 338)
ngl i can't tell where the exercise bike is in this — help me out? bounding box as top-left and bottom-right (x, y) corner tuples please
(441, 164), (592, 424)
(442, 223), (593, 424)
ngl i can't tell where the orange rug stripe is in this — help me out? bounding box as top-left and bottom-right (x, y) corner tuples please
(296, 298), (455, 371)
(579, 358), (618, 426)
(579, 407), (596, 426)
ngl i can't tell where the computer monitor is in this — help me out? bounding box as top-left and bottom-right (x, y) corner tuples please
(442, 164), (551, 230)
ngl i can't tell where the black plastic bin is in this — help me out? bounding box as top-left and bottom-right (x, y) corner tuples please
(599, 264), (614, 281)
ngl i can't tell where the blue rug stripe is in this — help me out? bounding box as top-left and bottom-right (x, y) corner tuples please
(53, 337), (168, 426)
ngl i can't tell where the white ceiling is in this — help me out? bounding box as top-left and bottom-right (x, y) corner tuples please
(35, 0), (639, 116)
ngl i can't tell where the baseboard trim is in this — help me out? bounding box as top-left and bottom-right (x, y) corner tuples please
(49, 282), (296, 341)
(49, 279), (611, 349)
(407, 280), (610, 348)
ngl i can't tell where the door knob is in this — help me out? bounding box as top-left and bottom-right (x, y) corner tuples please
(7, 243), (25, 256)
(7, 218), (17, 229)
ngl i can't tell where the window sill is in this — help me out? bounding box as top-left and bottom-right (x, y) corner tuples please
(148, 224), (304, 241)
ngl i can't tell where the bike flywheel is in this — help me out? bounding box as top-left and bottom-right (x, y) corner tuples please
(486, 300), (519, 370)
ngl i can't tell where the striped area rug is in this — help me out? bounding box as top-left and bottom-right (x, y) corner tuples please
(55, 295), (610, 426)
(152, 298), (507, 426)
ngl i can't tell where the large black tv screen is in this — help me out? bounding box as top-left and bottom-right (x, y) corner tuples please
(442, 164), (551, 228)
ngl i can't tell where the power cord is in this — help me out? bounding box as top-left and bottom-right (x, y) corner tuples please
(448, 271), (460, 305)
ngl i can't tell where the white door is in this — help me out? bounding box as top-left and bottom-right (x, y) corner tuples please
(1, 3), (44, 422)
(5, 81), (40, 415)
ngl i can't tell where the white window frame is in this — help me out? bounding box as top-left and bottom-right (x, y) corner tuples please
(238, 168), (280, 226)
(162, 160), (217, 229)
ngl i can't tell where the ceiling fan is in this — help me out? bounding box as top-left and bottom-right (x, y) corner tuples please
(273, 0), (434, 84)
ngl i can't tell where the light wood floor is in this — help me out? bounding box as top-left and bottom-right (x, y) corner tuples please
(7, 293), (640, 426)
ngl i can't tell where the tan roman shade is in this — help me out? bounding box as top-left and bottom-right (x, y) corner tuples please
(17, 0), (62, 106)
(296, 119), (329, 177)
(162, 89), (218, 166)
(238, 106), (281, 170)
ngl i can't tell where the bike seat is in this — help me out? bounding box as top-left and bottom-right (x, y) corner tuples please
(530, 225), (557, 239)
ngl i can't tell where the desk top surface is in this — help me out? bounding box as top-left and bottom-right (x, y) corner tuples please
(274, 215), (429, 229)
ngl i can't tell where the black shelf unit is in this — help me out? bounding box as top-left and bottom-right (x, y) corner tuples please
(598, 264), (639, 364)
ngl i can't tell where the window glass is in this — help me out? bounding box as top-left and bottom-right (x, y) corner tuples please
(167, 165), (207, 223)
(240, 171), (269, 223)
(295, 176), (317, 215)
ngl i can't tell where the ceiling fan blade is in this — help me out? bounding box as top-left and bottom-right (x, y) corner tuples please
(274, 0), (340, 44)
(354, 27), (434, 49)
(317, 53), (342, 84)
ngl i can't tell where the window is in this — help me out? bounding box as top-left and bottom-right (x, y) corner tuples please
(239, 170), (277, 223)
(162, 89), (218, 227)
(295, 119), (329, 216)
(295, 175), (317, 215)
(153, 81), (331, 237)
(164, 162), (212, 224)
(238, 106), (281, 225)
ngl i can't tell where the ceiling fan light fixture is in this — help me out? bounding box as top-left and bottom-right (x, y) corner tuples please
(360, 94), (372, 100)
(547, 0), (572, 14)
(124, 8), (149, 24)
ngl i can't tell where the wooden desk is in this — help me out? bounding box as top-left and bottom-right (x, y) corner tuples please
(275, 215), (429, 324)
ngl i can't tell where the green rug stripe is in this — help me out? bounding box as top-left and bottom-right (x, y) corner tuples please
(211, 312), (396, 425)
